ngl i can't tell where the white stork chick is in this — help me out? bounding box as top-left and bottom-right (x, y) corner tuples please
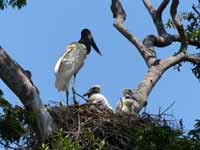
(115, 89), (138, 114)
(54, 29), (102, 104)
(83, 85), (113, 112)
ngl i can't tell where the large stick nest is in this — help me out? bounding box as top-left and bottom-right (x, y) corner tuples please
(48, 103), (181, 150)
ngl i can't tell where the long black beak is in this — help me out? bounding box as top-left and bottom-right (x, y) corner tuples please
(90, 37), (102, 56)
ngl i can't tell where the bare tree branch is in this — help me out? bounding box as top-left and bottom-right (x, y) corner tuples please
(192, 4), (200, 16)
(173, 35), (200, 48)
(0, 47), (55, 139)
(143, 0), (189, 51)
(133, 51), (186, 112)
(143, 0), (155, 15)
(144, 0), (200, 49)
(110, 0), (200, 114)
(142, 0), (177, 50)
(170, 0), (187, 45)
(111, 0), (156, 67)
(110, 0), (183, 112)
(111, 0), (126, 22)
(143, 0), (168, 35)
(157, 0), (170, 18)
(184, 53), (200, 65)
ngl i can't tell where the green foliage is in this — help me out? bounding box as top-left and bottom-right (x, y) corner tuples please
(0, 0), (26, 10)
(0, 109), (25, 143)
(37, 120), (200, 150)
(40, 129), (104, 150)
(130, 123), (183, 150)
(189, 119), (200, 140)
(0, 91), (36, 149)
(0, 97), (11, 108)
(81, 131), (105, 150)
(192, 64), (200, 80)
(0, 91), (22, 145)
(1, 102), (200, 149)
(166, 4), (200, 43)
(124, 120), (200, 150)
(182, 11), (200, 43)
(166, 1), (200, 80)
(40, 130), (81, 150)
(166, 0), (200, 45)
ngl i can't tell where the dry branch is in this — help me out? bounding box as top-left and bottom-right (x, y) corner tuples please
(143, 0), (175, 49)
(170, 0), (187, 47)
(111, 0), (157, 67)
(174, 36), (200, 48)
(143, 0), (167, 35)
(184, 53), (200, 65)
(0, 47), (55, 139)
(110, 0), (200, 113)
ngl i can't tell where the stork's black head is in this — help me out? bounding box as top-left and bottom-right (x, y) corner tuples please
(79, 28), (102, 55)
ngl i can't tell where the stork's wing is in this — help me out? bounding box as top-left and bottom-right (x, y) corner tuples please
(115, 99), (123, 113)
(89, 94), (113, 111)
(54, 43), (87, 91)
(54, 46), (73, 74)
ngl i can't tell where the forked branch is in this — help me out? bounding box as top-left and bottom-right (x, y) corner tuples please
(143, 0), (169, 35)
(110, 0), (200, 113)
(170, 0), (187, 47)
(111, 0), (157, 67)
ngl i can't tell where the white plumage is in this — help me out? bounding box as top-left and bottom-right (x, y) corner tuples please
(115, 98), (137, 114)
(84, 85), (113, 112)
(54, 43), (87, 91)
(54, 29), (102, 104)
(115, 89), (137, 114)
(88, 93), (113, 112)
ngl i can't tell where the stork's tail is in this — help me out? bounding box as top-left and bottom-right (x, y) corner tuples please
(55, 75), (70, 91)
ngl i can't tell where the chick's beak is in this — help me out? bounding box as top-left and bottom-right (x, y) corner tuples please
(83, 90), (92, 97)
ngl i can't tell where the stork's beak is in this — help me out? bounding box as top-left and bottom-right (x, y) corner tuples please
(90, 37), (102, 56)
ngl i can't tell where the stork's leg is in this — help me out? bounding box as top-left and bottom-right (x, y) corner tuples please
(72, 74), (78, 105)
(66, 88), (69, 105)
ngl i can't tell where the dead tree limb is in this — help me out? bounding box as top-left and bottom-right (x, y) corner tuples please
(143, 0), (175, 48)
(111, 0), (157, 67)
(143, 0), (169, 35)
(0, 47), (55, 139)
(111, 0), (199, 113)
(170, 0), (187, 47)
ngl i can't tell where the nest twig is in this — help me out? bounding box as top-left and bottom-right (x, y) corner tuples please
(47, 103), (182, 149)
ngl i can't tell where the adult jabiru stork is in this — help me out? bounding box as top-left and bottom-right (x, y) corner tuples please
(54, 29), (102, 105)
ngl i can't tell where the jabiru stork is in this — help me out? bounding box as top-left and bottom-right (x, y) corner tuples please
(54, 29), (102, 105)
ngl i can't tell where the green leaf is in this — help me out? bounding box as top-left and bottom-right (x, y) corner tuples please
(192, 65), (200, 80)
(0, 98), (11, 108)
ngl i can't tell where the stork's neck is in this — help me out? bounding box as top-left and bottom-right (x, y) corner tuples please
(79, 38), (91, 54)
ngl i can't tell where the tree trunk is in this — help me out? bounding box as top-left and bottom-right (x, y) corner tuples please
(0, 48), (55, 139)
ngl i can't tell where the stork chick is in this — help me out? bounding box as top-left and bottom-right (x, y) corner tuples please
(83, 85), (113, 112)
(115, 89), (138, 114)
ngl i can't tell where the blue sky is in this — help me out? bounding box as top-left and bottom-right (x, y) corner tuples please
(0, 0), (199, 130)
